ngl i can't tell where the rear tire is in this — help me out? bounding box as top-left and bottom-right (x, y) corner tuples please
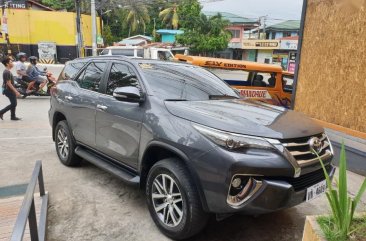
(55, 120), (81, 166)
(146, 158), (208, 240)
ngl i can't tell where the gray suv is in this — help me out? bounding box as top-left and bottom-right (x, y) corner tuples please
(49, 56), (334, 240)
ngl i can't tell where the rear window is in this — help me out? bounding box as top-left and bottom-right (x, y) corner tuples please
(136, 49), (144, 57)
(58, 61), (87, 80)
(100, 49), (109, 55)
(111, 49), (135, 56)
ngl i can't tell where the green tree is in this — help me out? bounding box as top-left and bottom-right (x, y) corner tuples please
(159, 3), (179, 29)
(41, 0), (75, 10)
(177, 0), (201, 29)
(102, 25), (114, 46)
(177, 13), (231, 55)
(124, 1), (151, 36)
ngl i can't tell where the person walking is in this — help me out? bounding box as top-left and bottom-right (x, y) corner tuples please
(0, 57), (21, 121)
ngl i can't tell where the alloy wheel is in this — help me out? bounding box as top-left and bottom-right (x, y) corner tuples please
(151, 174), (184, 227)
(57, 127), (69, 159)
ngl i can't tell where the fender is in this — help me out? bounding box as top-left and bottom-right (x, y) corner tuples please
(140, 140), (209, 212)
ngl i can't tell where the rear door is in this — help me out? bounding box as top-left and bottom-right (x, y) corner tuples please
(66, 61), (108, 148)
(95, 61), (145, 169)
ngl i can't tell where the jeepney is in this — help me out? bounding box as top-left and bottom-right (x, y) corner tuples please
(175, 54), (294, 108)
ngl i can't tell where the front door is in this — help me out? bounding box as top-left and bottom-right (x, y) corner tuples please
(67, 61), (107, 148)
(96, 61), (145, 169)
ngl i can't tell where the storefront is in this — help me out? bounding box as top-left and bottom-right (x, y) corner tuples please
(272, 37), (298, 72)
(242, 39), (280, 64)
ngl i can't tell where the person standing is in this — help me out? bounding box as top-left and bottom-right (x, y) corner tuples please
(0, 57), (21, 121)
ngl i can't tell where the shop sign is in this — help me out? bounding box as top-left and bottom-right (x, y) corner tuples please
(38, 42), (57, 63)
(288, 62), (296, 73)
(289, 52), (297, 61)
(287, 51), (297, 73)
(280, 39), (298, 50)
(8, 0), (27, 9)
(242, 40), (280, 50)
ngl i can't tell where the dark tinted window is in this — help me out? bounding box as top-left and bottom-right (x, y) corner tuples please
(59, 61), (86, 80)
(111, 49), (135, 56)
(136, 49), (144, 57)
(100, 49), (109, 55)
(139, 63), (239, 101)
(106, 63), (139, 95)
(282, 75), (294, 93)
(76, 62), (106, 92)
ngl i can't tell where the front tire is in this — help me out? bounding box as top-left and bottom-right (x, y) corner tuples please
(55, 120), (81, 166)
(146, 158), (208, 240)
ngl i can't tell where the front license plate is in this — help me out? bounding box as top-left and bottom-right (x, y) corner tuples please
(306, 180), (327, 202)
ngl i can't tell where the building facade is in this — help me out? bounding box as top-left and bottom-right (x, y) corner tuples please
(0, 6), (101, 63)
(203, 11), (258, 59)
(265, 20), (300, 40)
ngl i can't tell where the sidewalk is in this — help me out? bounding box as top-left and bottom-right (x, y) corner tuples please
(326, 128), (366, 176)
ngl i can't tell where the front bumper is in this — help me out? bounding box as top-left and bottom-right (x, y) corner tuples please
(232, 165), (335, 215)
(190, 146), (334, 214)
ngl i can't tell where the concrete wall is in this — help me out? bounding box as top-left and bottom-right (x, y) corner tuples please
(295, 0), (366, 133)
(0, 9), (101, 46)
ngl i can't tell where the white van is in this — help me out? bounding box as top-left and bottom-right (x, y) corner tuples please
(100, 46), (174, 60)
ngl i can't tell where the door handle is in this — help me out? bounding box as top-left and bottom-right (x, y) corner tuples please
(97, 104), (108, 111)
(65, 95), (73, 101)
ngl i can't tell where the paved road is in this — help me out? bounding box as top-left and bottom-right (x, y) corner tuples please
(0, 67), (365, 240)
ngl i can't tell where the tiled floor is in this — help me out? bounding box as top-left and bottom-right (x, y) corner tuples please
(0, 194), (42, 241)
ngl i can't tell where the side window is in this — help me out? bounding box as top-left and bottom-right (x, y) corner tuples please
(250, 72), (277, 88)
(282, 75), (294, 93)
(58, 61), (86, 81)
(106, 63), (140, 95)
(76, 62), (106, 92)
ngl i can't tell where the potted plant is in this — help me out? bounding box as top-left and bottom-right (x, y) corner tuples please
(302, 143), (366, 241)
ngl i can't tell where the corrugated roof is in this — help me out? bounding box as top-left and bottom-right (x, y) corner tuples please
(118, 39), (147, 46)
(266, 20), (300, 31)
(126, 35), (152, 41)
(202, 11), (258, 24)
(156, 29), (184, 35)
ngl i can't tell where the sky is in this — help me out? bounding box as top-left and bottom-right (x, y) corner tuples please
(201, 0), (303, 24)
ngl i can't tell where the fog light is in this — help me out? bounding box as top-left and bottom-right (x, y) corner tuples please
(232, 178), (241, 188)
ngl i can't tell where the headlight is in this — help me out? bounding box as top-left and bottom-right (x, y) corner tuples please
(193, 124), (275, 151)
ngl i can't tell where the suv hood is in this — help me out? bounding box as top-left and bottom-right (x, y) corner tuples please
(164, 99), (323, 139)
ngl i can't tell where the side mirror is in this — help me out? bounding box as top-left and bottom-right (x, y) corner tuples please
(113, 86), (144, 103)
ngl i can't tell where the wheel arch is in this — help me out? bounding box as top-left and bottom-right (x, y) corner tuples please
(140, 141), (209, 212)
(52, 111), (67, 141)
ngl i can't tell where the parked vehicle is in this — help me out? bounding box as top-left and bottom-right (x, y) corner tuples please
(175, 54), (295, 108)
(49, 56), (334, 240)
(100, 46), (174, 60)
(16, 68), (57, 97)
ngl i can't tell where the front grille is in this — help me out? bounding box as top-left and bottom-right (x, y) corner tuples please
(270, 165), (332, 192)
(280, 133), (333, 167)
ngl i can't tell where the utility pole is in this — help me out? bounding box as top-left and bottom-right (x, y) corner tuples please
(75, 0), (83, 57)
(91, 0), (97, 56)
(1, 0), (11, 57)
(258, 15), (267, 39)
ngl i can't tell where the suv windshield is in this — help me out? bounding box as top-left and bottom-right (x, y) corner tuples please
(139, 63), (239, 101)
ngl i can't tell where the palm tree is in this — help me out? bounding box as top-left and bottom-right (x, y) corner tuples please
(124, 2), (150, 36)
(159, 4), (179, 29)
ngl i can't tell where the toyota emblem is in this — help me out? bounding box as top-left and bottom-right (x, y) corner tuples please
(309, 137), (322, 154)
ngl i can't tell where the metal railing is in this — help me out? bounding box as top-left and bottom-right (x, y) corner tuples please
(10, 161), (48, 241)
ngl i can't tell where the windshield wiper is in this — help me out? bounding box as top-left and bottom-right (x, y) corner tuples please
(209, 95), (239, 100)
(164, 99), (187, 101)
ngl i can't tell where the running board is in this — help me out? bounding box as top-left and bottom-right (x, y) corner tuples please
(75, 146), (140, 186)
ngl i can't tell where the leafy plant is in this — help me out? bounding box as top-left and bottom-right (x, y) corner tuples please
(314, 142), (366, 240)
